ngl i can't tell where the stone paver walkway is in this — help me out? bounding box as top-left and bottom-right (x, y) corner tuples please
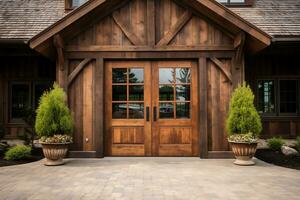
(0, 157), (299, 200)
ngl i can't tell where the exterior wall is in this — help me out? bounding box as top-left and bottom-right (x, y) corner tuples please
(0, 52), (55, 139)
(246, 44), (300, 138)
(62, 0), (242, 158)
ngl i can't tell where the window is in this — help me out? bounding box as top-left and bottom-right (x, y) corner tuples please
(72, 0), (88, 7)
(10, 81), (52, 123)
(257, 79), (299, 116)
(217, 0), (254, 6)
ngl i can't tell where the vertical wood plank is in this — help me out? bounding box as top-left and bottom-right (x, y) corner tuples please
(83, 62), (93, 151)
(94, 58), (104, 157)
(147, 0), (155, 46)
(199, 57), (208, 158)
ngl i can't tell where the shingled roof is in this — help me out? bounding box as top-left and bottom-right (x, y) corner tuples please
(0, 0), (299, 41)
(230, 0), (300, 38)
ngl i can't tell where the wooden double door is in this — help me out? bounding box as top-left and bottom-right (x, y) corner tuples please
(105, 61), (199, 156)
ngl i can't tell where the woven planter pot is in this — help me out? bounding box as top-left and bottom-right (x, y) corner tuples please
(41, 143), (70, 166)
(229, 141), (258, 166)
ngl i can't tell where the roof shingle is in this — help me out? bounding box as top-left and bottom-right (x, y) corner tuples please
(0, 0), (299, 41)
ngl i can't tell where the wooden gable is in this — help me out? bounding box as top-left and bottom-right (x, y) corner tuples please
(66, 0), (234, 50)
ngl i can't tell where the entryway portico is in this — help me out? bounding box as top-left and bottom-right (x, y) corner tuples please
(28, 0), (271, 158)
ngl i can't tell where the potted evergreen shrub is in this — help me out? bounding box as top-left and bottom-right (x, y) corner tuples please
(226, 83), (262, 166)
(35, 83), (73, 166)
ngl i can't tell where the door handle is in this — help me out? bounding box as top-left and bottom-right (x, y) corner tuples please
(146, 106), (150, 121)
(153, 106), (157, 121)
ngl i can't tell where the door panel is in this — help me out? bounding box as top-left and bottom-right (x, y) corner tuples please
(152, 61), (198, 156)
(105, 61), (151, 156)
(105, 61), (198, 156)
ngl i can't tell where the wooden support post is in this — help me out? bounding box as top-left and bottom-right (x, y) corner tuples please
(53, 34), (67, 92)
(199, 57), (208, 158)
(233, 32), (245, 87)
(93, 58), (104, 158)
(147, 0), (155, 46)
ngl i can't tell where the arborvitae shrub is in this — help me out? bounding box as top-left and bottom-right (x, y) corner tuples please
(4, 145), (32, 161)
(267, 137), (284, 151)
(226, 83), (262, 139)
(35, 83), (73, 138)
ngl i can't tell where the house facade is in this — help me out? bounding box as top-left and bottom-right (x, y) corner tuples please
(0, 0), (299, 158)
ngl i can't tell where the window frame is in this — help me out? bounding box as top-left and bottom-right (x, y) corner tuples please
(256, 77), (300, 117)
(218, 0), (255, 7)
(9, 81), (52, 124)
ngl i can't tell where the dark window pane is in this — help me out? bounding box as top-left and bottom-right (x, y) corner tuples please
(34, 83), (51, 109)
(129, 86), (144, 101)
(280, 80), (298, 113)
(176, 103), (190, 118)
(112, 86), (127, 101)
(112, 68), (127, 83)
(159, 103), (174, 119)
(129, 103), (144, 119)
(11, 84), (30, 119)
(159, 85), (174, 101)
(112, 103), (127, 119)
(129, 68), (144, 83)
(176, 68), (191, 83)
(176, 85), (190, 101)
(257, 80), (275, 113)
(159, 68), (174, 84)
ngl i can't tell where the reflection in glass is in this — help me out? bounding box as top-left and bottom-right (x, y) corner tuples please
(176, 68), (191, 83)
(129, 86), (144, 101)
(159, 68), (174, 84)
(176, 85), (190, 101)
(11, 84), (30, 119)
(112, 103), (127, 119)
(112, 68), (127, 83)
(129, 68), (144, 83)
(257, 80), (275, 113)
(159, 103), (174, 119)
(176, 103), (190, 118)
(159, 85), (174, 101)
(112, 85), (127, 101)
(129, 103), (144, 119)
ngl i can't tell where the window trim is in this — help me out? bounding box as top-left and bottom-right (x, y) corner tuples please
(256, 77), (300, 117)
(219, 0), (255, 7)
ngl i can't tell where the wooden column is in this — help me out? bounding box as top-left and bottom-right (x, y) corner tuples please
(93, 58), (104, 158)
(199, 57), (208, 158)
(233, 32), (245, 87)
(53, 34), (67, 92)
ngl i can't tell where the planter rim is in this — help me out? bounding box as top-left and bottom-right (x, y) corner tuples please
(39, 142), (72, 145)
(228, 140), (258, 144)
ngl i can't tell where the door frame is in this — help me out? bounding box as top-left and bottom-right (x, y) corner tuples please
(104, 59), (200, 156)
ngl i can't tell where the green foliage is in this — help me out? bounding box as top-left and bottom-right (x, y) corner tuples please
(267, 137), (284, 151)
(4, 145), (32, 161)
(226, 83), (262, 139)
(295, 137), (300, 152)
(35, 83), (73, 138)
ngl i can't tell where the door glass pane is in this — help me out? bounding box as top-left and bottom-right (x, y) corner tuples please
(159, 85), (174, 101)
(176, 103), (190, 118)
(159, 103), (174, 119)
(176, 68), (191, 83)
(129, 103), (144, 119)
(112, 68), (127, 83)
(112, 103), (127, 119)
(159, 68), (175, 84)
(112, 86), (127, 101)
(129, 86), (144, 101)
(129, 68), (144, 83)
(176, 85), (190, 101)
(11, 84), (30, 119)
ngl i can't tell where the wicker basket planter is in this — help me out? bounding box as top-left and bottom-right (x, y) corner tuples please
(229, 141), (258, 166)
(40, 143), (70, 166)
